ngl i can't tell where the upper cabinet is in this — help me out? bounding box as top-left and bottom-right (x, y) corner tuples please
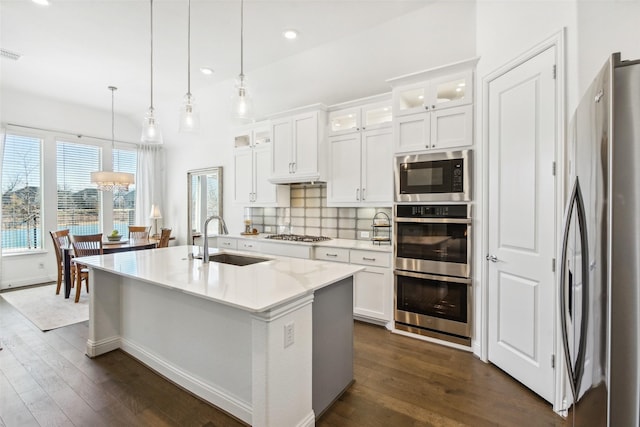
(388, 58), (478, 154)
(268, 105), (327, 184)
(233, 122), (289, 206)
(328, 100), (392, 136)
(326, 95), (393, 206)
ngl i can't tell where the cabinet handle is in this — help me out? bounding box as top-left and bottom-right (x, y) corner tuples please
(223, 242), (231, 246)
(362, 188), (366, 200)
(431, 105), (436, 109)
(292, 162), (296, 173)
(356, 188), (360, 201)
(245, 244), (253, 248)
(362, 257), (376, 261)
(362, 126), (366, 130)
(425, 105), (429, 110)
(326, 253), (338, 257)
(288, 162), (292, 173)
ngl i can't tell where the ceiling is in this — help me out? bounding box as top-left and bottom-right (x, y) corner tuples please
(0, 0), (431, 122)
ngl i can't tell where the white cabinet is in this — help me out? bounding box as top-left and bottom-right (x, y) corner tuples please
(328, 128), (393, 206)
(269, 106), (327, 183)
(350, 250), (391, 323)
(217, 237), (237, 250)
(328, 100), (392, 136)
(233, 123), (289, 206)
(327, 99), (393, 206)
(388, 60), (477, 154)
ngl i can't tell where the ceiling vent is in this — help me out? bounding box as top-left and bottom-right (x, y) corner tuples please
(1, 48), (22, 61)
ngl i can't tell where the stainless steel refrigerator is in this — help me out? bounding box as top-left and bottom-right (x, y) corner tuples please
(560, 52), (640, 426)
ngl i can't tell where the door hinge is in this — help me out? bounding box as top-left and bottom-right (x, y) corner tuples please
(551, 354), (556, 368)
(552, 161), (556, 176)
(552, 258), (556, 272)
(552, 64), (557, 80)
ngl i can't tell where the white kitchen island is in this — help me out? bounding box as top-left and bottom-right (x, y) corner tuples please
(75, 245), (363, 427)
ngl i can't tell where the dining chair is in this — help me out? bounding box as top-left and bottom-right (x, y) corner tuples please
(128, 225), (151, 240)
(49, 229), (74, 295)
(157, 228), (172, 248)
(71, 233), (103, 303)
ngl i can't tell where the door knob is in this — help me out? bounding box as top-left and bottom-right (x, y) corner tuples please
(486, 254), (499, 263)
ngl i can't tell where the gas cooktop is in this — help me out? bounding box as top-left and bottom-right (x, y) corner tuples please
(265, 234), (331, 243)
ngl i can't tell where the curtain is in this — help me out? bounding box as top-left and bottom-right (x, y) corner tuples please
(0, 128), (5, 280)
(135, 143), (165, 228)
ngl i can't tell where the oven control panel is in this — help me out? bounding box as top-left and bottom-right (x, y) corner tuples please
(396, 204), (468, 219)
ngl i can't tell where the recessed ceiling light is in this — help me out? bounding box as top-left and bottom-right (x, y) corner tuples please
(200, 67), (214, 75)
(282, 29), (298, 40)
(32, 0), (50, 5)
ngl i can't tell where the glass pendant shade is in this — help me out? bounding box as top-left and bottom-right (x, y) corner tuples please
(91, 171), (135, 192)
(141, 107), (163, 144)
(179, 94), (200, 132)
(232, 76), (253, 121)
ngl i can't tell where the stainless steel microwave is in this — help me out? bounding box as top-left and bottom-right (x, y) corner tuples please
(395, 150), (472, 202)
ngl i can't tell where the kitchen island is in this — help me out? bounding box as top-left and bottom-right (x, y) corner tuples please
(75, 245), (363, 427)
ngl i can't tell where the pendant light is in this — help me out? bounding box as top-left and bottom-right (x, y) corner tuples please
(91, 86), (135, 192)
(141, 0), (163, 143)
(232, 0), (253, 121)
(179, 0), (200, 132)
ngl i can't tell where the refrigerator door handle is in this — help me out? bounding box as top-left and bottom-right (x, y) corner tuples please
(559, 177), (590, 402)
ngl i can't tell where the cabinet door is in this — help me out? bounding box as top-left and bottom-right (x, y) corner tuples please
(393, 82), (428, 117)
(253, 145), (276, 204)
(291, 112), (318, 177)
(328, 107), (360, 136)
(361, 101), (392, 131)
(270, 118), (292, 178)
(427, 70), (473, 110)
(233, 147), (253, 204)
(430, 104), (473, 150)
(361, 128), (393, 204)
(327, 134), (361, 205)
(353, 266), (391, 322)
(394, 112), (430, 153)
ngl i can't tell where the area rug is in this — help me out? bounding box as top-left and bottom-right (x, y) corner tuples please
(0, 283), (89, 331)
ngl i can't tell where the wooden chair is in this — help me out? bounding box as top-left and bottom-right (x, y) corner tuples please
(157, 228), (172, 248)
(128, 225), (151, 240)
(71, 233), (103, 303)
(49, 229), (74, 295)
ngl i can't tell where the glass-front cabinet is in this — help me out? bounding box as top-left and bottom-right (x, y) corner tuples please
(329, 99), (392, 136)
(393, 70), (473, 116)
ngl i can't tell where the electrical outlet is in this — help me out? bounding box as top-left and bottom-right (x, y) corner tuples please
(360, 231), (370, 238)
(38, 262), (45, 269)
(284, 322), (295, 348)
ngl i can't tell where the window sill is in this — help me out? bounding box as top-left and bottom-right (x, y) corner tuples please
(2, 249), (48, 258)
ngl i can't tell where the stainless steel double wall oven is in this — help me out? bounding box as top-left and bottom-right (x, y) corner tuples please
(394, 151), (473, 346)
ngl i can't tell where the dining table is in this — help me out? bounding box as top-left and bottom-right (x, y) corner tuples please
(61, 239), (158, 299)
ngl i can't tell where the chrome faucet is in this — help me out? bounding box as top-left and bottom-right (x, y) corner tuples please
(202, 215), (229, 263)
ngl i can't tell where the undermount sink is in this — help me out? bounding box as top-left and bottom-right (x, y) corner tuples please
(208, 253), (269, 266)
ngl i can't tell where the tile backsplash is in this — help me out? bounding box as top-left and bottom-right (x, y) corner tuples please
(245, 184), (392, 241)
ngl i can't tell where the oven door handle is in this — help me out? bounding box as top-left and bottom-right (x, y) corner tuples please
(394, 218), (471, 225)
(394, 269), (472, 285)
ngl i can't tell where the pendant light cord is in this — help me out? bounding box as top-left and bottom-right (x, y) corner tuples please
(240, 0), (244, 80)
(109, 86), (119, 169)
(150, 0), (154, 110)
(187, 0), (191, 96)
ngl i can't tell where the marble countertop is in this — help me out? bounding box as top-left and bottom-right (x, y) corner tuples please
(75, 245), (363, 313)
(220, 234), (393, 253)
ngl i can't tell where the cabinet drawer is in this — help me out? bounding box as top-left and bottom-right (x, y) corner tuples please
(314, 247), (350, 263)
(349, 250), (390, 268)
(238, 240), (260, 252)
(217, 238), (237, 250)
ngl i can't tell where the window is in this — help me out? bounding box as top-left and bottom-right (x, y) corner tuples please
(1, 134), (43, 252)
(112, 148), (137, 236)
(56, 140), (101, 235)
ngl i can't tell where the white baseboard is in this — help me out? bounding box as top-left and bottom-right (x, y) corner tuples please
(297, 411), (316, 427)
(86, 336), (121, 358)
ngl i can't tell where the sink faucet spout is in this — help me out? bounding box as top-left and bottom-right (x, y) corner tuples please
(202, 215), (229, 263)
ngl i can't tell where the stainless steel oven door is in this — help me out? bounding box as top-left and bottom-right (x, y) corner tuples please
(395, 270), (472, 338)
(394, 217), (471, 278)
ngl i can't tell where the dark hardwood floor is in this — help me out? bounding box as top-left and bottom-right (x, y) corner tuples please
(0, 295), (566, 426)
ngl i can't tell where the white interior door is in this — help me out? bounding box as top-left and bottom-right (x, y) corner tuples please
(487, 46), (557, 403)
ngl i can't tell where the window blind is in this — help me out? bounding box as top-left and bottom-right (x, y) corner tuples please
(112, 148), (137, 236)
(1, 134), (43, 252)
(56, 140), (101, 235)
